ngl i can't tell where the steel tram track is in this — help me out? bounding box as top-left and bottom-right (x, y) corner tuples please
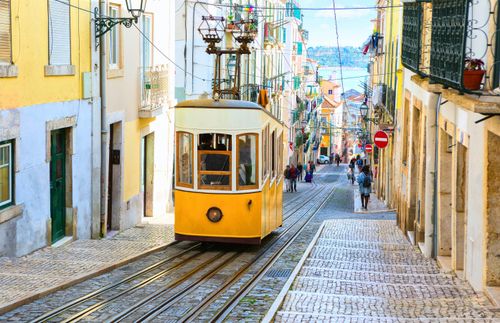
(102, 180), (332, 322)
(31, 178), (323, 322)
(181, 178), (339, 322)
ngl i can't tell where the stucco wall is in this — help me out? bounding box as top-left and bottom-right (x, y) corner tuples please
(0, 100), (92, 257)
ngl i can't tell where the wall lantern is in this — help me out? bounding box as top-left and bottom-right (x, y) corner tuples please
(94, 0), (148, 46)
(359, 102), (369, 119)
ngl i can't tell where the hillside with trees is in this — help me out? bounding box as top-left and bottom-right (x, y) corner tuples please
(307, 46), (368, 68)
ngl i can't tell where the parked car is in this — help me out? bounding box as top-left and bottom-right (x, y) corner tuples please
(317, 155), (330, 164)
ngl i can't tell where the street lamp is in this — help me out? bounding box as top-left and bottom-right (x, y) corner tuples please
(94, 0), (148, 45)
(359, 102), (369, 120)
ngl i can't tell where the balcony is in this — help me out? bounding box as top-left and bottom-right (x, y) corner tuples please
(402, 0), (493, 92)
(139, 65), (169, 118)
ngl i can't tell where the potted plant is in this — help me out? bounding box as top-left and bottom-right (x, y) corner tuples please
(463, 58), (485, 90)
(226, 15), (236, 30)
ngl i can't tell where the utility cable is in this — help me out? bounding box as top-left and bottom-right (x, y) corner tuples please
(186, 1), (403, 11)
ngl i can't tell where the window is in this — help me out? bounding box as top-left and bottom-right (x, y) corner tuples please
(328, 89), (333, 95)
(271, 130), (276, 179)
(48, 0), (71, 65)
(263, 125), (269, 179)
(142, 13), (153, 68)
(237, 134), (258, 190)
(198, 133), (231, 190)
(277, 132), (283, 180)
(108, 4), (120, 68)
(176, 132), (193, 188)
(0, 140), (13, 209)
(0, 0), (11, 64)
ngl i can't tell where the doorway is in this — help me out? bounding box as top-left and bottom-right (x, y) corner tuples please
(141, 133), (154, 217)
(50, 129), (67, 243)
(107, 122), (122, 232)
(453, 142), (468, 272)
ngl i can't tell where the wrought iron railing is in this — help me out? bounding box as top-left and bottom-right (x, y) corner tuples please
(429, 0), (469, 89)
(141, 64), (168, 111)
(402, 2), (423, 74)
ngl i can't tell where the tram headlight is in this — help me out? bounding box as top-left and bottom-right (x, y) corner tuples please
(206, 207), (223, 223)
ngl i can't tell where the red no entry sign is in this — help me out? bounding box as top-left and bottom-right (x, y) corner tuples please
(374, 131), (389, 149)
(365, 144), (373, 153)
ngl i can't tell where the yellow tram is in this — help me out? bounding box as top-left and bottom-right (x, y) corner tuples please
(174, 99), (285, 244)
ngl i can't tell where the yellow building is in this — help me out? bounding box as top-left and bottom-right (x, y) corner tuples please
(0, 0), (98, 256)
(319, 79), (341, 157)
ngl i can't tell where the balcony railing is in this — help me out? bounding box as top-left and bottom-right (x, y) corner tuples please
(402, 2), (423, 74)
(429, 0), (469, 90)
(140, 64), (168, 118)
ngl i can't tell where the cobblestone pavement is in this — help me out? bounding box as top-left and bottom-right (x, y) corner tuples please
(0, 224), (174, 314)
(272, 219), (500, 322)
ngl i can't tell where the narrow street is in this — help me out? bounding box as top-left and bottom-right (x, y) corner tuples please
(0, 165), (497, 321)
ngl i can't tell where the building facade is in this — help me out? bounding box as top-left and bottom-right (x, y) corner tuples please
(370, 0), (500, 300)
(0, 0), (100, 256)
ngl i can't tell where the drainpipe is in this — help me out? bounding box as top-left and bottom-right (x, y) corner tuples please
(99, 0), (108, 238)
(430, 93), (441, 258)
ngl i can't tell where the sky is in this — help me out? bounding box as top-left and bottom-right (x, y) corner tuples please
(299, 0), (377, 48)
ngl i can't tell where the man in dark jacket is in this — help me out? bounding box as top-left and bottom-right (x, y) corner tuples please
(289, 164), (298, 192)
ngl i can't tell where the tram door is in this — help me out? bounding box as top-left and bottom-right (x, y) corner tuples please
(141, 133), (155, 217)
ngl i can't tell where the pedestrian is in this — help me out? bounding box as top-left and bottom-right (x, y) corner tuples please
(357, 165), (373, 210)
(297, 162), (303, 181)
(349, 158), (356, 184)
(289, 164), (298, 192)
(329, 153), (334, 164)
(310, 160), (316, 173)
(356, 155), (363, 173)
(335, 153), (341, 167)
(284, 165), (291, 192)
(305, 162), (312, 183)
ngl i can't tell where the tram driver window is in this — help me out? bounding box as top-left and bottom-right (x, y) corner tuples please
(198, 133), (232, 189)
(237, 134), (258, 189)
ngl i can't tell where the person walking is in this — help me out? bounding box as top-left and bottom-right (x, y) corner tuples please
(305, 161), (312, 183)
(284, 165), (291, 192)
(335, 153), (341, 166)
(357, 165), (373, 210)
(289, 164), (298, 192)
(297, 162), (303, 181)
(356, 155), (363, 173)
(349, 158), (356, 184)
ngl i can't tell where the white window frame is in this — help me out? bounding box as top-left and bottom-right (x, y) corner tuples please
(0, 141), (13, 209)
(47, 0), (71, 66)
(108, 4), (121, 69)
(0, 0), (12, 65)
(141, 13), (153, 69)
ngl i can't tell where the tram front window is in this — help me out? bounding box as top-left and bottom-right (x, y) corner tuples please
(198, 133), (231, 189)
(237, 134), (258, 189)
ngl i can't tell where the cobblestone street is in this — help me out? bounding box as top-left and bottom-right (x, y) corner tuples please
(270, 218), (500, 322)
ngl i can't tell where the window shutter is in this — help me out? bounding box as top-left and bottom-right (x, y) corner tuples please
(0, 0), (11, 64)
(48, 0), (71, 65)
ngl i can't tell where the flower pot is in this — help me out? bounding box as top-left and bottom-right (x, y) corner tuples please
(463, 70), (485, 90)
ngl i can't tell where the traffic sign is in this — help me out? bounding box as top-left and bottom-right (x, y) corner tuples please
(358, 142), (362, 148)
(374, 131), (389, 149)
(365, 144), (373, 153)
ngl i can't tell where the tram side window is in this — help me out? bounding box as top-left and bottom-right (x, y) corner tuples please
(237, 134), (258, 189)
(278, 132), (283, 179)
(198, 133), (232, 190)
(177, 132), (193, 187)
(271, 130), (276, 179)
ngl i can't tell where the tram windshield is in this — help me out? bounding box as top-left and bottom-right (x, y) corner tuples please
(198, 133), (231, 189)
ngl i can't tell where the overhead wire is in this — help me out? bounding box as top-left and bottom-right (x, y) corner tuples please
(186, 1), (403, 11)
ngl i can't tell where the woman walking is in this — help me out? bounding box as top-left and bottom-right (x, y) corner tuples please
(357, 165), (373, 210)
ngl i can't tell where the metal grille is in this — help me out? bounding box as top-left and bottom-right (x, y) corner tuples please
(402, 2), (422, 74)
(141, 65), (168, 111)
(429, 0), (469, 89)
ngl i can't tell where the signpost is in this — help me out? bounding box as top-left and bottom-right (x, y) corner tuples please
(374, 131), (389, 149)
(365, 144), (373, 153)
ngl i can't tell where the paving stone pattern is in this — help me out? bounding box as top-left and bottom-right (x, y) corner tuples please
(275, 220), (500, 322)
(0, 224), (174, 313)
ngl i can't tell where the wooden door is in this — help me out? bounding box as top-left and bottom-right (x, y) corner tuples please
(50, 129), (66, 242)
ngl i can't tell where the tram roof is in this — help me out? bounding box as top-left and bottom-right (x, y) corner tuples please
(176, 99), (262, 110)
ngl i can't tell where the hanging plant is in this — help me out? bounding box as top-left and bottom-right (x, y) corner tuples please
(463, 58), (485, 90)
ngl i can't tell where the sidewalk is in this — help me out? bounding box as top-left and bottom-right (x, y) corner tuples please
(265, 219), (499, 322)
(0, 223), (174, 314)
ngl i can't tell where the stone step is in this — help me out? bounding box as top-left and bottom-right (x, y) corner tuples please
(292, 277), (477, 299)
(309, 247), (435, 266)
(275, 311), (499, 323)
(279, 291), (497, 319)
(315, 238), (415, 251)
(303, 259), (442, 275)
(299, 267), (463, 286)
